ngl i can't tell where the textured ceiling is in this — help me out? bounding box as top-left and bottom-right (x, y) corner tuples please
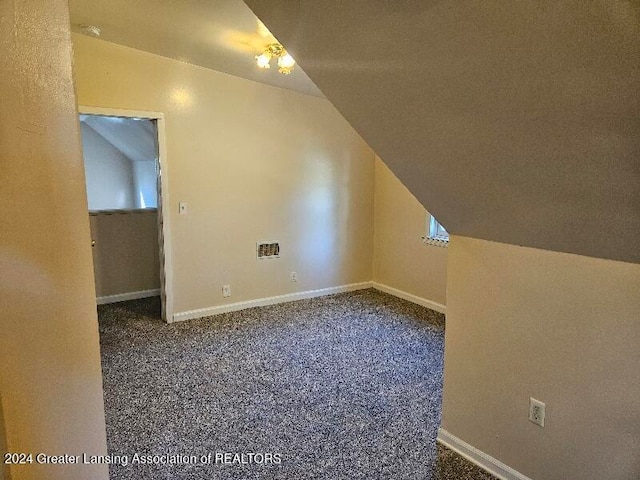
(246, 0), (640, 264)
(68, 0), (322, 97)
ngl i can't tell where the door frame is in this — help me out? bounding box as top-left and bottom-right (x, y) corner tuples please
(79, 105), (174, 323)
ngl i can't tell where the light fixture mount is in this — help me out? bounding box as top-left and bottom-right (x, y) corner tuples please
(265, 43), (284, 57)
(255, 43), (295, 75)
(80, 24), (102, 37)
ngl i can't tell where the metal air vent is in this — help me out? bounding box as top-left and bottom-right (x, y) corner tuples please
(257, 242), (280, 259)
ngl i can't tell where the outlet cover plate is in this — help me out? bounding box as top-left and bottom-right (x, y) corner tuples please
(529, 397), (545, 427)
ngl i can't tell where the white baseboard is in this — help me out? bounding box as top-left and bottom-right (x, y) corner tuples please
(172, 281), (373, 323)
(437, 428), (532, 480)
(97, 288), (160, 305)
(372, 282), (446, 314)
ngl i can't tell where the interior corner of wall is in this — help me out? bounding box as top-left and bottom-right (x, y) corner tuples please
(0, 393), (9, 480)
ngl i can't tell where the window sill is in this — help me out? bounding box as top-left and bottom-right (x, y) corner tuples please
(421, 236), (449, 248)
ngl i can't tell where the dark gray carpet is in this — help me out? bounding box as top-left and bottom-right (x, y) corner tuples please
(436, 444), (497, 480)
(98, 289), (495, 479)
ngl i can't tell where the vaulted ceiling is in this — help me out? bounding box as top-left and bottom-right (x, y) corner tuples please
(69, 0), (322, 97)
(80, 115), (156, 163)
(245, 0), (640, 264)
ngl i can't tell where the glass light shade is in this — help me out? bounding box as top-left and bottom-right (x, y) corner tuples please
(255, 53), (271, 69)
(277, 53), (295, 69)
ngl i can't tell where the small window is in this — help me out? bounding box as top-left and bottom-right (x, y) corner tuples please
(423, 214), (449, 247)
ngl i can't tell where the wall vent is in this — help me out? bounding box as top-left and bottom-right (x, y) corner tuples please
(257, 242), (280, 259)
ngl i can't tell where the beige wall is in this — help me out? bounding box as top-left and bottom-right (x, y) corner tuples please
(373, 157), (447, 306)
(0, 1), (108, 479)
(72, 34), (375, 316)
(90, 210), (160, 297)
(442, 236), (640, 480)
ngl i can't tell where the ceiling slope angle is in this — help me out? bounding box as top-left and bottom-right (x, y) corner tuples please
(68, 0), (323, 97)
(245, 0), (640, 264)
(81, 116), (156, 163)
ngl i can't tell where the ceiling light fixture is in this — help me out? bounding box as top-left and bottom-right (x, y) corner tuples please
(255, 43), (296, 75)
(80, 24), (102, 37)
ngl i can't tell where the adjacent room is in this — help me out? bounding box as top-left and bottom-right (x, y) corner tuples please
(1, 1), (638, 480)
(80, 114), (163, 308)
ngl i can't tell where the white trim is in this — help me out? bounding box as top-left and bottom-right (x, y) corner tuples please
(437, 428), (533, 480)
(372, 282), (446, 314)
(155, 116), (173, 323)
(78, 105), (164, 120)
(172, 282), (373, 323)
(79, 105), (174, 323)
(97, 289), (161, 305)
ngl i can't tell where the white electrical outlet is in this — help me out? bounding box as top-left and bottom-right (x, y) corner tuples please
(290, 271), (297, 283)
(222, 284), (231, 298)
(529, 397), (545, 427)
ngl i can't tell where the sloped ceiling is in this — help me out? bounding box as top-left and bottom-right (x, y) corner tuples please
(80, 116), (156, 163)
(68, 0), (322, 97)
(245, 0), (640, 264)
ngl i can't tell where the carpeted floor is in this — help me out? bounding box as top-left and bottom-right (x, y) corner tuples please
(98, 289), (495, 480)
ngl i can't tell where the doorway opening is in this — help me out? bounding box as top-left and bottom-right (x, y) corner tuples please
(79, 106), (173, 322)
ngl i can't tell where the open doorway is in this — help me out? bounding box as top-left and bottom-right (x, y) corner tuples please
(79, 106), (173, 322)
